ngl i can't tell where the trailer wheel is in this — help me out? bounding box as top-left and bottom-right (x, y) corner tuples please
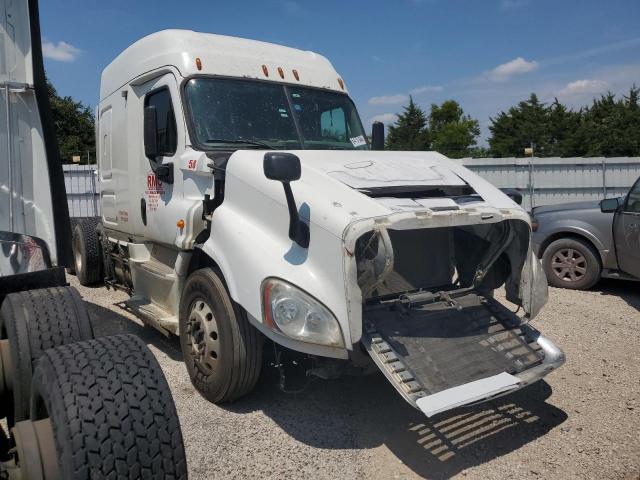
(0, 286), (94, 422)
(542, 237), (601, 290)
(179, 268), (263, 403)
(27, 335), (187, 479)
(72, 220), (102, 286)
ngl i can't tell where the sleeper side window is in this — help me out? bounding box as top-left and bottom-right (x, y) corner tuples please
(145, 88), (177, 156)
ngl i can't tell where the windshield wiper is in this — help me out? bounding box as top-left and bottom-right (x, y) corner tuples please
(205, 138), (276, 149)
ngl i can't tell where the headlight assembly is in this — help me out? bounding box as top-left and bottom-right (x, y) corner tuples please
(261, 278), (344, 348)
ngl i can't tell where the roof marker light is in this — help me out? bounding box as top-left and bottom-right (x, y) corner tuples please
(277, 67), (285, 79)
(195, 57), (202, 71)
(337, 78), (345, 90)
(292, 69), (300, 81)
(262, 64), (269, 77)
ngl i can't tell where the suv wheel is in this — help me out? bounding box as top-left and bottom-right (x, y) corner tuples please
(542, 237), (601, 290)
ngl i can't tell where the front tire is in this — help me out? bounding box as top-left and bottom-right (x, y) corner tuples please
(542, 237), (601, 290)
(179, 268), (263, 403)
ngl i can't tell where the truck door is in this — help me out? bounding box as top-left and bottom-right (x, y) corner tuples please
(134, 73), (185, 246)
(614, 177), (640, 279)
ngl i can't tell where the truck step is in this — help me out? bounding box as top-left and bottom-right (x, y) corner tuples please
(133, 258), (176, 280)
(124, 297), (178, 335)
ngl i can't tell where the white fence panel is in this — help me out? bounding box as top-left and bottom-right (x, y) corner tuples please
(63, 164), (99, 217)
(62, 157), (640, 217)
(458, 157), (640, 210)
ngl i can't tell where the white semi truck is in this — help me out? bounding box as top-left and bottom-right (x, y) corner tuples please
(73, 29), (564, 418)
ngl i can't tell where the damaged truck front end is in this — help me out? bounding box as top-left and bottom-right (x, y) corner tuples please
(345, 207), (564, 417)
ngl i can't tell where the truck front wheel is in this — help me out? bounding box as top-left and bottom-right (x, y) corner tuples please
(179, 268), (263, 403)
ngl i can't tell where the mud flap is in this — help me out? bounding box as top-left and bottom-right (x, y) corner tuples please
(362, 292), (552, 417)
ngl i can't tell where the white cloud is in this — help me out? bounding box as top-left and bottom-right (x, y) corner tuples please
(558, 79), (609, 96)
(370, 113), (398, 124)
(42, 41), (81, 62)
(410, 85), (444, 95)
(487, 57), (538, 81)
(368, 94), (409, 105)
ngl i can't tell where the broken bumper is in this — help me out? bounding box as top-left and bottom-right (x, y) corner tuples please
(362, 297), (565, 418)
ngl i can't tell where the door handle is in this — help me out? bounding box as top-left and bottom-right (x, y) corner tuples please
(140, 198), (147, 225)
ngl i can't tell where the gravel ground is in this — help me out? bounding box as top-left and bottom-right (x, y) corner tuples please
(69, 275), (640, 480)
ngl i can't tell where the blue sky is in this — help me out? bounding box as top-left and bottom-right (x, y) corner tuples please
(41, 0), (640, 143)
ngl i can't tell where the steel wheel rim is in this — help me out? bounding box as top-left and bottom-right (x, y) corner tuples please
(73, 233), (82, 272)
(187, 299), (220, 375)
(551, 248), (587, 282)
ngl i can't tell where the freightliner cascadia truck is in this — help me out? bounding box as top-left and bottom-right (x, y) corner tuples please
(71, 29), (564, 419)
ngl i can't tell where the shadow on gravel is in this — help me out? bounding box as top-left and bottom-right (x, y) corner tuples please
(595, 278), (640, 312)
(84, 301), (183, 361)
(224, 368), (567, 479)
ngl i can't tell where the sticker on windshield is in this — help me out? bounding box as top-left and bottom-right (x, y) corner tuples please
(350, 135), (366, 147)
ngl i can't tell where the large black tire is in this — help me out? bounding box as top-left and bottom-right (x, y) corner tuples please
(30, 335), (187, 479)
(179, 268), (263, 403)
(0, 286), (94, 422)
(72, 219), (103, 285)
(542, 237), (602, 290)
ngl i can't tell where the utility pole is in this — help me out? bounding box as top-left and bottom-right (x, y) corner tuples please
(524, 142), (535, 209)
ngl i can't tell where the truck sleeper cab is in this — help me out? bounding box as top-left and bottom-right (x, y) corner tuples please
(88, 29), (564, 417)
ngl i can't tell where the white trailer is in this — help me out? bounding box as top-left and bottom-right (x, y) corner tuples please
(0, 3), (186, 478)
(75, 29), (564, 417)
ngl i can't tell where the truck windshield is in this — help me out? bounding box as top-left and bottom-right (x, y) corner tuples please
(184, 77), (368, 151)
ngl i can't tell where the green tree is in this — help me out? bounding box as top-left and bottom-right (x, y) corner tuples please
(579, 86), (640, 156)
(488, 93), (551, 157)
(47, 80), (95, 163)
(385, 96), (430, 150)
(428, 100), (480, 158)
(487, 87), (640, 157)
(546, 99), (583, 157)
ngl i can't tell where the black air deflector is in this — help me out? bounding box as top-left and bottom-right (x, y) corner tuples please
(28, 0), (73, 267)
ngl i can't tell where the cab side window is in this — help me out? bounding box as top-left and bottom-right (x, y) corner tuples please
(145, 88), (177, 156)
(625, 179), (640, 213)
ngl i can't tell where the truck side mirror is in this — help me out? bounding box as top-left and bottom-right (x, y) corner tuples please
(263, 152), (309, 248)
(144, 105), (158, 160)
(264, 152), (301, 182)
(500, 188), (523, 205)
(600, 198), (619, 213)
(371, 121), (384, 150)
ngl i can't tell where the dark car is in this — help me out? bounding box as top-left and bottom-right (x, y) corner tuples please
(531, 176), (640, 289)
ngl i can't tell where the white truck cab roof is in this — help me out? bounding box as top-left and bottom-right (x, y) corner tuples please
(100, 29), (346, 101)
